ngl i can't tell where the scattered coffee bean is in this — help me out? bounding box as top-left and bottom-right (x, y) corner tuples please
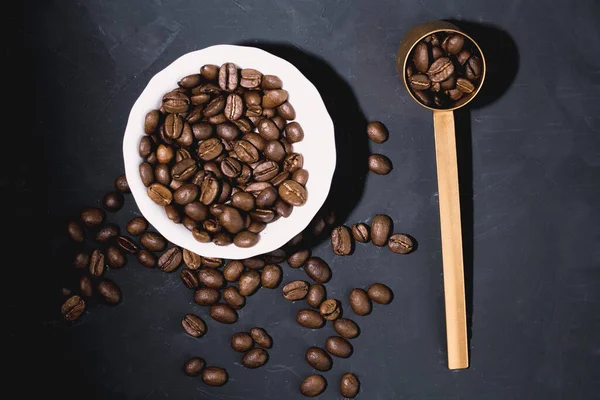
(137, 250), (156, 268)
(307, 284), (326, 308)
(106, 245), (126, 268)
(349, 288), (372, 316)
(67, 220), (84, 242)
(97, 279), (121, 305)
(242, 348), (269, 369)
(61, 295), (85, 321)
(250, 327), (272, 349)
(222, 286), (246, 309)
(388, 233), (415, 254)
(95, 224), (120, 243)
(202, 367), (228, 387)
(79, 276), (93, 297)
(231, 332), (254, 352)
(368, 154), (393, 175)
(114, 174), (130, 193)
(182, 313), (206, 337)
(300, 375), (326, 397)
(263, 249), (287, 264)
(74, 251), (90, 269)
(366, 121), (389, 143)
(197, 268), (225, 289)
(368, 283), (393, 304)
(158, 247), (182, 272)
(371, 214), (392, 246)
(238, 270), (261, 296)
(202, 257), (223, 269)
(351, 223), (370, 242)
(319, 299), (341, 321)
(140, 232), (167, 252)
(117, 235), (138, 254)
(184, 357), (205, 377)
(223, 260), (244, 281)
(287, 249), (310, 268)
(304, 257), (331, 283)
(194, 288), (221, 306)
(325, 336), (353, 358)
(89, 249), (105, 277)
(331, 225), (353, 255)
(296, 309), (325, 329)
(261, 264), (282, 288)
(209, 303), (238, 324)
(180, 269), (199, 289)
(103, 191), (124, 212)
(80, 207), (105, 227)
(305, 347), (332, 371)
(340, 372), (360, 398)
(182, 249), (202, 270)
(282, 280), (309, 301)
(333, 318), (360, 339)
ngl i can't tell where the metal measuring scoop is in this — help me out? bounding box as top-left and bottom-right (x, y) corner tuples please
(396, 21), (486, 370)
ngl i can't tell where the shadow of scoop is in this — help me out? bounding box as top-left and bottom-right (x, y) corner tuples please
(238, 41), (370, 248)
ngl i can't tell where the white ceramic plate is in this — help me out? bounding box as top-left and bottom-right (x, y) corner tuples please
(123, 45), (336, 259)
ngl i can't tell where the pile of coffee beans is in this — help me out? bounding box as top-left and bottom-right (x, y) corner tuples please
(406, 31), (483, 108)
(139, 62), (309, 248)
(330, 214), (415, 255)
(230, 327), (273, 368)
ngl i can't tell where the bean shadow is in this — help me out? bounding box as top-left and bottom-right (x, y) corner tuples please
(237, 41), (370, 251)
(442, 21), (519, 361)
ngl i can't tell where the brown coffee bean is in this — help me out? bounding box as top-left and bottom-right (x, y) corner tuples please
(238, 270), (261, 296)
(388, 233), (415, 254)
(181, 269), (200, 289)
(300, 375), (326, 397)
(413, 42), (429, 73)
(200, 257), (222, 269)
(287, 249), (310, 268)
(282, 280), (309, 301)
(331, 225), (353, 255)
(163, 90), (189, 114)
(409, 73), (431, 91)
(223, 260), (244, 282)
(182, 249), (202, 270)
(234, 140), (260, 163)
(67, 220), (84, 242)
(210, 303), (238, 324)
(231, 332), (254, 352)
(199, 173), (221, 205)
(278, 180), (307, 206)
(371, 214), (392, 246)
(116, 235), (138, 254)
(242, 348), (269, 369)
(442, 34), (465, 55)
(74, 251), (89, 269)
(182, 202), (206, 222)
(218, 62), (238, 91)
(368, 154), (393, 175)
(367, 283), (393, 304)
(456, 49), (471, 66)
(106, 245), (126, 268)
(413, 89), (432, 106)
(114, 174), (130, 193)
(456, 77), (475, 93)
(432, 45), (445, 60)
(126, 217), (147, 236)
(253, 161), (280, 182)
(182, 313), (207, 337)
(173, 183), (199, 205)
(307, 284), (326, 308)
(98, 279), (121, 305)
(296, 309), (325, 329)
(351, 223), (370, 242)
(139, 232), (167, 252)
(325, 336), (353, 358)
(255, 118), (279, 141)
(320, 299), (341, 320)
(202, 367), (228, 387)
(223, 286), (246, 309)
(156, 144), (174, 165)
(366, 121), (389, 144)
(234, 231), (259, 248)
(283, 153), (303, 173)
(239, 68), (262, 88)
(139, 136), (153, 158)
(79, 276), (93, 297)
(224, 93), (243, 120)
(191, 228), (211, 243)
(217, 206), (244, 234)
(349, 288), (372, 316)
(139, 162), (155, 186)
(197, 138), (223, 161)
(276, 100), (295, 119)
(200, 64), (218, 80)
(249, 327), (272, 349)
(194, 288), (221, 306)
(261, 264), (282, 288)
(272, 198), (292, 218)
(61, 295), (85, 321)
(137, 250), (156, 268)
(291, 169), (309, 186)
(262, 89), (288, 108)
(340, 372), (360, 398)
(305, 347), (332, 372)
(144, 109), (160, 134)
(333, 318), (360, 339)
(428, 57), (455, 83)
(304, 257), (331, 283)
(158, 247), (182, 272)
(284, 121), (304, 143)
(80, 207), (105, 227)
(89, 249), (105, 277)
(197, 268), (225, 289)
(184, 357), (205, 377)
(147, 183), (172, 206)
(177, 73), (200, 88)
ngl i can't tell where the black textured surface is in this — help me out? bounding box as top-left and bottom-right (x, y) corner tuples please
(10, 0), (600, 399)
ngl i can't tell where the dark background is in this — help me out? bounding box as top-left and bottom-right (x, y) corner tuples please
(8, 0), (599, 399)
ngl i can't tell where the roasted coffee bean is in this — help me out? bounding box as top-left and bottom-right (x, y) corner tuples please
(320, 299), (341, 321)
(304, 257), (331, 283)
(210, 303), (238, 324)
(296, 309), (325, 329)
(440, 75), (456, 91)
(79, 276), (93, 297)
(300, 375), (326, 397)
(192, 122), (213, 141)
(258, 74), (281, 89)
(282, 280), (309, 301)
(182, 216), (197, 231)
(261, 264), (282, 288)
(158, 247), (182, 272)
(163, 90), (189, 114)
(456, 77), (475, 93)
(432, 45), (445, 60)
(246, 104), (263, 118)
(194, 288), (221, 306)
(139, 136), (153, 158)
(181, 269), (200, 289)
(230, 192), (255, 213)
(164, 113), (184, 140)
(223, 286), (246, 309)
(61, 295), (85, 321)
(428, 57), (454, 83)
(156, 144), (174, 164)
(171, 159), (197, 181)
(349, 288), (372, 316)
(283, 153), (303, 173)
(333, 318), (360, 339)
(147, 183), (172, 206)
(287, 249), (310, 268)
(224, 93), (244, 120)
(271, 114), (285, 131)
(116, 235), (138, 254)
(146, 151), (158, 165)
(272, 198), (291, 218)
(305, 347), (332, 371)
(178, 73), (201, 88)
(165, 204), (182, 223)
(368, 154), (393, 175)
(67, 220), (84, 242)
(368, 283), (393, 304)
(371, 214), (392, 246)
(74, 251), (89, 269)
(203, 96), (225, 118)
(80, 207), (105, 227)
(240, 68), (262, 88)
(192, 228), (211, 242)
(413, 89), (432, 106)
(140, 232), (167, 252)
(234, 231), (259, 248)
(106, 245), (126, 268)
(276, 101), (296, 120)
(242, 348), (269, 369)
(250, 327), (272, 349)
(154, 163), (171, 186)
(215, 206), (243, 234)
(287, 232), (304, 248)
(431, 82), (442, 92)
(247, 209), (274, 224)
(183, 249), (202, 270)
(259, 140), (284, 163)
(219, 62), (238, 91)
(446, 88), (464, 101)
(224, 260), (244, 282)
(307, 284), (326, 308)
(197, 268), (225, 289)
(139, 162), (155, 186)
(184, 201), (208, 221)
(242, 133), (266, 152)
(182, 313), (206, 337)
(238, 270), (261, 296)
(456, 49), (471, 66)
(98, 279), (121, 305)
(185, 107), (204, 125)
(202, 257), (223, 269)
(191, 92), (211, 105)
(413, 42), (429, 73)
(325, 336), (353, 358)
(253, 161), (280, 182)
(257, 118), (280, 141)
(245, 181), (272, 196)
(197, 138), (223, 161)
(442, 34), (464, 55)
(233, 140), (259, 163)
(331, 225), (353, 255)
(114, 174), (130, 193)
(137, 250), (156, 268)
(184, 357), (205, 377)
(200, 64), (219, 80)
(202, 367), (228, 387)
(262, 89), (288, 108)
(388, 233), (415, 254)
(366, 121), (389, 143)
(103, 190), (124, 212)
(242, 257), (265, 270)
(409, 73), (431, 91)
(173, 183), (199, 205)
(351, 223), (370, 242)
(231, 332), (254, 352)
(199, 174), (221, 205)
(144, 109), (160, 134)
(278, 180), (307, 206)
(340, 373), (360, 398)
(283, 121), (303, 143)
(263, 249), (286, 264)
(89, 249), (105, 277)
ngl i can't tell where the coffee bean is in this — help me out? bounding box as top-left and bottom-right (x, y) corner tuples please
(278, 180), (307, 206)
(371, 214), (392, 246)
(432, 45), (445, 60)
(137, 249), (156, 268)
(218, 62), (238, 91)
(215, 206), (243, 234)
(180, 249), (201, 271)
(262, 89), (288, 108)
(170, 159), (197, 181)
(253, 161), (280, 182)
(446, 88), (464, 101)
(283, 153), (303, 173)
(116, 235), (138, 254)
(234, 231), (259, 248)
(319, 299), (341, 321)
(333, 318), (360, 339)
(144, 110), (160, 134)
(249, 327), (272, 349)
(349, 288), (372, 316)
(263, 249), (286, 264)
(442, 34), (464, 55)
(202, 367), (228, 387)
(139, 232), (166, 252)
(456, 77), (475, 93)
(98, 279), (121, 305)
(231, 332), (254, 352)
(428, 57), (455, 83)
(67, 220), (84, 242)
(223, 260), (244, 282)
(200, 63), (218, 80)
(242, 348), (269, 369)
(95, 224), (120, 244)
(284, 121), (304, 143)
(126, 217), (148, 236)
(173, 183), (199, 205)
(74, 251), (89, 269)
(367, 283), (393, 304)
(156, 144), (175, 164)
(182, 313), (206, 337)
(388, 233), (415, 254)
(305, 347), (332, 371)
(261, 264), (282, 288)
(114, 174), (130, 193)
(139, 136), (153, 158)
(340, 372), (360, 398)
(239, 68), (262, 88)
(209, 303), (238, 324)
(409, 73), (431, 91)
(223, 286), (246, 309)
(192, 228), (211, 242)
(413, 89), (432, 106)
(106, 245), (126, 268)
(194, 288), (221, 306)
(238, 270), (261, 296)
(158, 247), (182, 272)
(164, 113), (184, 139)
(147, 183), (173, 206)
(180, 269), (199, 289)
(368, 154), (393, 175)
(413, 42), (429, 73)
(300, 375), (326, 397)
(61, 295), (85, 321)
(224, 93), (243, 120)
(296, 309), (325, 329)
(365, 121), (389, 144)
(331, 225), (353, 255)
(304, 257), (331, 283)
(184, 357), (205, 377)
(79, 276), (93, 297)
(290, 169), (309, 187)
(287, 249), (310, 268)
(325, 336), (353, 358)
(282, 280), (309, 301)
(307, 284), (326, 308)
(163, 90), (189, 114)
(201, 257), (223, 269)
(197, 268), (225, 289)
(89, 249), (105, 277)
(351, 223), (370, 243)
(139, 162), (155, 186)
(80, 207), (105, 227)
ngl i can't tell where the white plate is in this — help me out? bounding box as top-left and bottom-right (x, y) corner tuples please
(123, 45), (336, 259)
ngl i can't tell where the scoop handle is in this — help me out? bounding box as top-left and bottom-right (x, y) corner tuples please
(433, 110), (469, 370)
